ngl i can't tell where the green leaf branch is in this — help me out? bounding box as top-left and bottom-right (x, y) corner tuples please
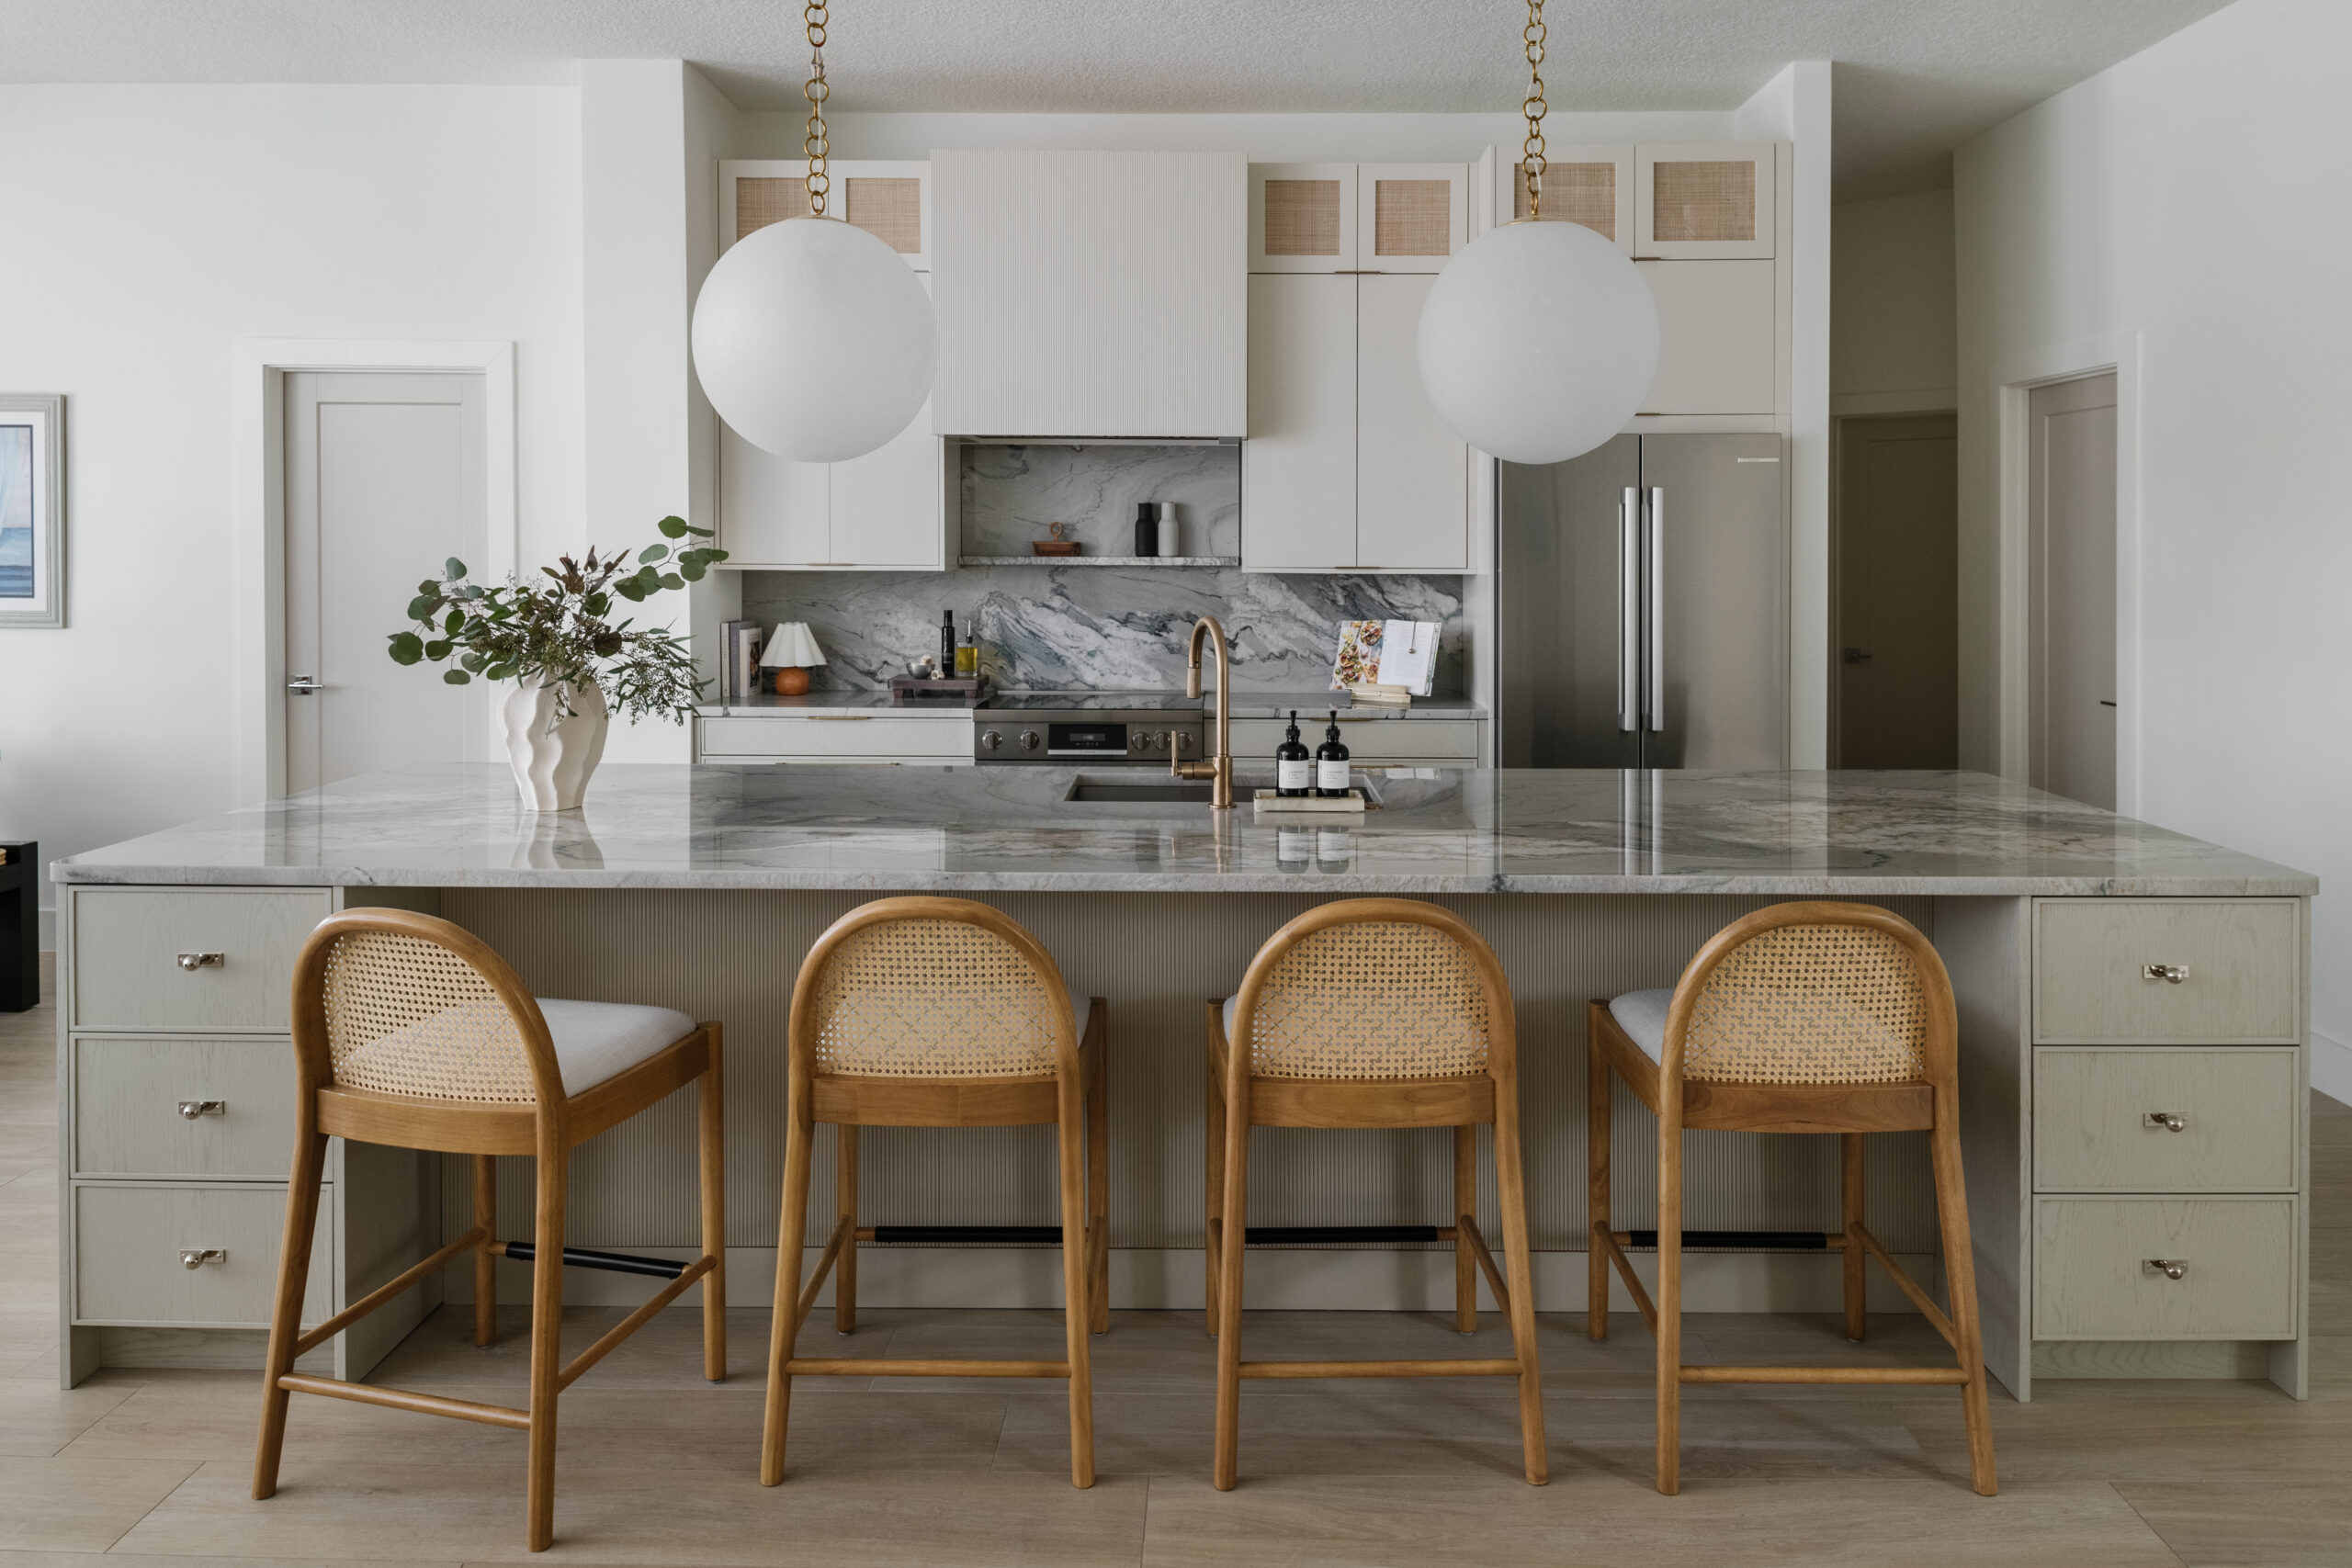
(386, 516), (728, 728)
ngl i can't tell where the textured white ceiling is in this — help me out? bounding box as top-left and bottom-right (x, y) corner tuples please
(0, 0), (2233, 200)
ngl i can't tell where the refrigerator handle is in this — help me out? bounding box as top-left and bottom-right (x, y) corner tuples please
(1645, 486), (1665, 733)
(1618, 486), (1640, 732)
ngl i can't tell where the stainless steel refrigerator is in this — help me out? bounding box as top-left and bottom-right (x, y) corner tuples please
(1497, 433), (1787, 769)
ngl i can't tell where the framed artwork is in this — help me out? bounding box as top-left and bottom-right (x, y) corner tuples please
(0, 395), (63, 628)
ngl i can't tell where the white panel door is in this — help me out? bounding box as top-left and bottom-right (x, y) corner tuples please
(1355, 164), (1469, 275)
(2030, 372), (2119, 809)
(1250, 163), (1357, 272)
(1635, 260), (1777, 415)
(1356, 274), (1467, 571)
(283, 371), (484, 794)
(1241, 275), (1358, 571)
(718, 428), (830, 568)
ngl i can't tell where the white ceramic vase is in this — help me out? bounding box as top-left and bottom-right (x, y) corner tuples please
(502, 675), (609, 812)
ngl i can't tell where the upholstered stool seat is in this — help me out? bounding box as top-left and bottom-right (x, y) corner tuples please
(1603, 988), (1673, 1059)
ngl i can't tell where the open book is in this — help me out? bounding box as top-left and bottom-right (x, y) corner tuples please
(1329, 620), (1439, 697)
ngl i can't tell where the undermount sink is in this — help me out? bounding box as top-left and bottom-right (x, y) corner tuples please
(1062, 779), (1217, 805)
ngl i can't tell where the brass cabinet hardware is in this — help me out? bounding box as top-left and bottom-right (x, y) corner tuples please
(176, 1100), (227, 1120)
(175, 953), (225, 972)
(2142, 963), (2190, 984)
(2143, 1111), (2188, 1133)
(2143, 1258), (2188, 1281)
(179, 1247), (228, 1269)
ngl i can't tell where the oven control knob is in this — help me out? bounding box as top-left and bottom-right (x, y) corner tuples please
(1151, 730), (1170, 752)
(1017, 729), (1042, 751)
(1175, 732), (1195, 754)
(979, 729), (1003, 751)
(1129, 732), (1148, 753)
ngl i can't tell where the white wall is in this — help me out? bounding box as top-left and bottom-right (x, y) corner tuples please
(1953, 0), (2352, 1093)
(0, 84), (585, 938)
(1832, 187), (1956, 407)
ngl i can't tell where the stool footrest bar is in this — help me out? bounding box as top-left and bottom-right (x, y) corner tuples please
(785, 1357), (1070, 1378)
(1240, 1359), (1522, 1379)
(494, 1241), (688, 1279)
(277, 1372), (530, 1429)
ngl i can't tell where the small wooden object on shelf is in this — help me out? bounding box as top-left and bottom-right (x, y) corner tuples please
(1252, 789), (1367, 817)
(1033, 522), (1080, 557)
(888, 674), (989, 706)
(1346, 682), (1413, 708)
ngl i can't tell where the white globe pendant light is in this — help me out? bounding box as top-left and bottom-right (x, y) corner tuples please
(1417, 0), (1658, 465)
(690, 2), (936, 464)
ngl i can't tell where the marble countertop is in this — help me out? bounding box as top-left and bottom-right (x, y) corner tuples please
(51, 764), (2316, 897)
(697, 690), (1486, 720)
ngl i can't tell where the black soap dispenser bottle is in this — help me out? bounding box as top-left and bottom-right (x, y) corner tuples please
(1275, 710), (1312, 797)
(1316, 710), (1351, 797)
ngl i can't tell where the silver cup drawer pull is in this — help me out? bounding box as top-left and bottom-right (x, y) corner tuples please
(175, 953), (225, 972)
(2143, 1258), (2188, 1281)
(176, 1100), (227, 1121)
(179, 1248), (228, 1269)
(2143, 1111), (2188, 1133)
(2142, 963), (2190, 984)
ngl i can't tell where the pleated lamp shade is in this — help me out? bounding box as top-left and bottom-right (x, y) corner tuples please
(761, 623), (827, 694)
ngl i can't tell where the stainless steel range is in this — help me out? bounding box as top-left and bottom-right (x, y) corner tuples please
(972, 694), (1204, 765)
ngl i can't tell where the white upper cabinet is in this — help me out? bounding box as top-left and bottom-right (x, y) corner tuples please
(932, 150), (1247, 439)
(713, 164), (945, 570)
(1636, 260), (1777, 415)
(1241, 264), (1469, 574)
(1250, 164), (1358, 272)
(1354, 164), (1469, 274)
(1241, 274), (1356, 570)
(1635, 144), (1774, 259)
(1477, 143), (1634, 254)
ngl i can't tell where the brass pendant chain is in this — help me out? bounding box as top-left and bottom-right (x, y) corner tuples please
(802, 1), (832, 217)
(1522, 0), (1548, 220)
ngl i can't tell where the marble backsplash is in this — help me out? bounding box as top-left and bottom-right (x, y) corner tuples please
(958, 443), (1240, 558)
(741, 563), (1465, 694)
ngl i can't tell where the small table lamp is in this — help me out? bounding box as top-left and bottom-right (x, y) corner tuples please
(761, 622), (828, 695)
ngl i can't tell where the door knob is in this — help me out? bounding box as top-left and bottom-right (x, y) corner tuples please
(1842, 648), (1872, 664)
(286, 675), (324, 694)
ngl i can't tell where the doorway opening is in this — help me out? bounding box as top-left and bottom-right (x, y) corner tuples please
(2025, 372), (2119, 808)
(1832, 412), (1958, 769)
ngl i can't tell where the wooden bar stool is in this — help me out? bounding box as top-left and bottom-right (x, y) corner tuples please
(253, 909), (726, 1552)
(1587, 900), (1996, 1495)
(763, 897), (1108, 1488)
(1206, 897), (1546, 1490)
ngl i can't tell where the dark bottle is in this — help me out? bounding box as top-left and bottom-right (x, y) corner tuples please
(939, 611), (956, 676)
(1275, 710), (1312, 797)
(1135, 502), (1158, 557)
(1315, 710), (1351, 797)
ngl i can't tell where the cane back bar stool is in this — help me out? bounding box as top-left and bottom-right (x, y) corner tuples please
(1207, 897), (1546, 1490)
(763, 897), (1108, 1488)
(1587, 900), (1996, 1496)
(253, 910), (726, 1553)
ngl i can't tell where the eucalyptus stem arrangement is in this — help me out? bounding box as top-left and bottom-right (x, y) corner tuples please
(386, 515), (728, 727)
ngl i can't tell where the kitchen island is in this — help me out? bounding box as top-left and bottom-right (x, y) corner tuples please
(51, 763), (2316, 1403)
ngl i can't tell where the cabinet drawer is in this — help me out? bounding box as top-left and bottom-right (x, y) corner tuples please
(2033, 1196), (2295, 1340)
(1227, 717), (1480, 765)
(2033, 899), (2300, 1043)
(696, 716), (968, 760)
(74, 1182), (332, 1327)
(2034, 1049), (2299, 1193)
(71, 888), (333, 1032)
(74, 1037), (298, 1178)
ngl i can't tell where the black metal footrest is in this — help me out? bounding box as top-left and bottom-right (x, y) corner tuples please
(497, 1241), (690, 1279)
(1622, 1230), (1831, 1251)
(863, 1224), (1452, 1248)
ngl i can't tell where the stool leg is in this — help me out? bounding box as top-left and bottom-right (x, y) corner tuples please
(1204, 1042), (1225, 1338)
(472, 1154), (498, 1348)
(525, 1145), (566, 1551)
(1656, 1114), (1683, 1496)
(1930, 1101), (1999, 1496)
(1453, 1124), (1477, 1334)
(835, 1125), (859, 1336)
(699, 1027), (728, 1381)
(1212, 1075), (1250, 1491)
(761, 1100), (815, 1486)
(1842, 1132), (1867, 1343)
(1494, 1091), (1549, 1486)
(1057, 1089), (1096, 1488)
(253, 1127), (327, 1500)
(1087, 1006), (1110, 1337)
(1588, 1018), (1611, 1340)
